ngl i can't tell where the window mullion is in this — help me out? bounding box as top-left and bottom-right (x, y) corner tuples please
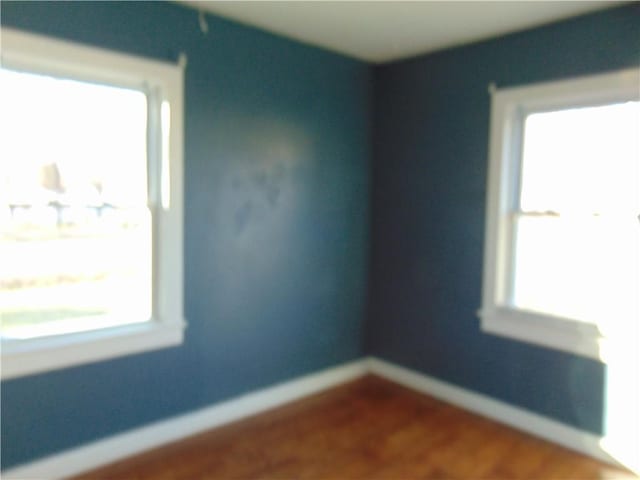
(500, 107), (527, 307)
(146, 85), (162, 210)
(145, 86), (163, 325)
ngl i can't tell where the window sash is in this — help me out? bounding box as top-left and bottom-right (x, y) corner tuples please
(506, 212), (638, 324)
(0, 27), (185, 379)
(0, 71), (156, 339)
(480, 67), (640, 360)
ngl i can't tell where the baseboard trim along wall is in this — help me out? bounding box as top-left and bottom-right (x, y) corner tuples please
(3, 357), (624, 479)
(3, 360), (369, 480)
(367, 358), (624, 469)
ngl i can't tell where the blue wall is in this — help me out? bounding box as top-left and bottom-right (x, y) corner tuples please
(1, 1), (371, 469)
(366, 4), (639, 435)
(2, 0), (639, 471)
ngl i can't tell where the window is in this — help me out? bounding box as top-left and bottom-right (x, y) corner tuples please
(0, 28), (185, 379)
(480, 68), (639, 360)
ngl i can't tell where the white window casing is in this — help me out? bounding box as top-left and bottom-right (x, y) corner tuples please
(0, 28), (186, 379)
(479, 67), (640, 361)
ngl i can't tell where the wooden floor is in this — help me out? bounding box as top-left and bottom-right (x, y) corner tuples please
(74, 376), (637, 479)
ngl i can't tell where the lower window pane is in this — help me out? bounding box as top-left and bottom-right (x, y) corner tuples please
(1, 211), (152, 339)
(512, 216), (639, 330)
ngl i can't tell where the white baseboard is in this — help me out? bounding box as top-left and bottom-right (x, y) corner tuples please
(4, 356), (631, 479)
(3, 359), (368, 480)
(366, 357), (627, 469)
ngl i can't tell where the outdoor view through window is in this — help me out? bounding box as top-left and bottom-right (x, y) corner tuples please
(0, 68), (152, 340)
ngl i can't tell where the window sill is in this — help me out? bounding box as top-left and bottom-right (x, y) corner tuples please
(1, 320), (186, 380)
(478, 307), (604, 361)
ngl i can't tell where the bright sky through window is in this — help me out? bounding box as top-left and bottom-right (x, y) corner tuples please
(0, 68), (152, 339)
(520, 102), (640, 215)
(0, 69), (148, 207)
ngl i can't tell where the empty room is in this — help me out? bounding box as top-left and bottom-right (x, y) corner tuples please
(1, 1), (639, 478)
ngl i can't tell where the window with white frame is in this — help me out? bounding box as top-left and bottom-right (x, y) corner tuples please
(0, 28), (185, 379)
(480, 68), (639, 360)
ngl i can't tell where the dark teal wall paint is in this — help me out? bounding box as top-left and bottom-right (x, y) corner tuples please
(366, 4), (639, 435)
(1, 1), (371, 469)
(2, 0), (638, 471)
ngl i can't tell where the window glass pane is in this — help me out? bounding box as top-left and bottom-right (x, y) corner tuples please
(512, 216), (639, 328)
(520, 102), (640, 215)
(0, 68), (151, 339)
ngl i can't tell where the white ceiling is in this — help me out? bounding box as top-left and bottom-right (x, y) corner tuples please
(179, 1), (623, 63)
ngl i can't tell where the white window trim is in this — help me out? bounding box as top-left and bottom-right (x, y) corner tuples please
(0, 28), (186, 379)
(479, 67), (640, 361)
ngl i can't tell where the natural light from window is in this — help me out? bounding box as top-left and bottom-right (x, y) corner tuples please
(0, 68), (152, 340)
(511, 101), (640, 334)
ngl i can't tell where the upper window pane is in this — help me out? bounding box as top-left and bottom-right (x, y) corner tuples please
(0, 68), (152, 339)
(519, 101), (640, 215)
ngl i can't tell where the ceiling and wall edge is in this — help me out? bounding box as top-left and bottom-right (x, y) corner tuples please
(176, 1), (628, 63)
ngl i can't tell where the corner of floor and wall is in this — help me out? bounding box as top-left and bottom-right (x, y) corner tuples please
(1, 1), (639, 477)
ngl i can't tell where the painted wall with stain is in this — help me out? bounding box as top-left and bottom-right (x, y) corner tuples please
(0, 1), (371, 469)
(2, 0), (638, 472)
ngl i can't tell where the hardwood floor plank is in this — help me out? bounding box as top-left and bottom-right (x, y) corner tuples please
(72, 376), (637, 480)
